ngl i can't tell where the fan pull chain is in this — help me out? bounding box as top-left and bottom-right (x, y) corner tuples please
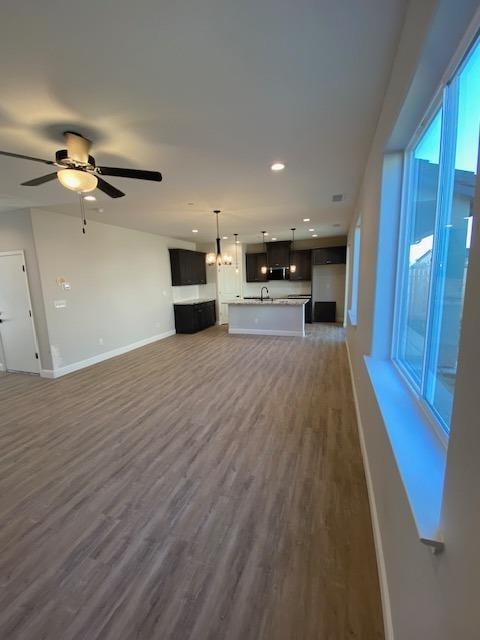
(78, 193), (87, 234)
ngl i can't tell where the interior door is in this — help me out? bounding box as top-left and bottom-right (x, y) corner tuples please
(218, 265), (242, 324)
(0, 253), (40, 373)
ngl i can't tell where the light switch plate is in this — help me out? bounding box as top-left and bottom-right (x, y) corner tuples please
(54, 300), (67, 309)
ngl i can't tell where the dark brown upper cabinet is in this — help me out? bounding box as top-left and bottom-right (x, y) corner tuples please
(245, 252), (268, 282)
(312, 246), (346, 266)
(169, 248), (207, 286)
(289, 250), (312, 281)
(266, 241), (291, 268)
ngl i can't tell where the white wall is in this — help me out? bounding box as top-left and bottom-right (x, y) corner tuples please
(0, 210), (52, 369)
(30, 209), (197, 372)
(346, 1), (480, 638)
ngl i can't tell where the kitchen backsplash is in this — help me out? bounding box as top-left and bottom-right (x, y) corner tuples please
(243, 280), (310, 297)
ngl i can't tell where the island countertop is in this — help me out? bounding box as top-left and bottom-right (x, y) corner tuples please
(228, 298), (308, 306)
(228, 298), (307, 336)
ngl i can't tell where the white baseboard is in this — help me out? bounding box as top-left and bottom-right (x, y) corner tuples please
(345, 340), (394, 640)
(40, 330), (176, 379)
(228, 328), (304, 337)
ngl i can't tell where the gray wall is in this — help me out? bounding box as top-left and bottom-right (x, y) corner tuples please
(0, 209), (52, 369)
(346, 1), (480, 637)
(30, 209), (197, 370)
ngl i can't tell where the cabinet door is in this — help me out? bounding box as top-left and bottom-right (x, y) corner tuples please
(289, 250), (311, 281)
(195, 304), (205, 329)
(169, 249), (182, 286)
(246, 254), (257, 282)
(191, 252), (207, 284)
(174, 305), (197, 333)
(267, 241), (290, 267)
(312, 246), (346, 266)
(246, 253), (268, 282)
(204, 301), (216, 327)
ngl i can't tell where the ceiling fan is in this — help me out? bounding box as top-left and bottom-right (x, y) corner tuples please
(0, 131), (162, 198)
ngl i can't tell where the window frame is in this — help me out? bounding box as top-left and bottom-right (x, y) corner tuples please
(392, 32), (480, 440)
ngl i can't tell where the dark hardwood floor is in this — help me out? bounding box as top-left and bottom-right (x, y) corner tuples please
(0, 324), (383, 639)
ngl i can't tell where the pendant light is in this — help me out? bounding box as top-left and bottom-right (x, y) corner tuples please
(290, 227), (297, 274)
(260, 231), (268, 274)
(215, 210), (223, 266)
(234, 233), (239, 273)
(206, 209), (232, 266)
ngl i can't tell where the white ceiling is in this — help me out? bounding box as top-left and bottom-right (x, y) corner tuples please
(0, 0), (405, 243)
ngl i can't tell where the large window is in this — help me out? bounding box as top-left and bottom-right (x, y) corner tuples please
(394, 35), (479, 433)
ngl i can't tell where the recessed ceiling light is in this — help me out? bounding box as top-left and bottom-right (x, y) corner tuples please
(308, 228), (314, 232)
(84, 195), (96, 201)
(264, 232), (269, 236)
(303, 218), (310, 222)
(333, 223), (341, 228)
(192, 229), (198, 233)
(270, 162), (286, 172)
(223, 236), (228, 240)
(187, 202), (194, 206)
(312, 234), (318, 238)
(271, 237), (277, 241)
(96, 208), (104, 213)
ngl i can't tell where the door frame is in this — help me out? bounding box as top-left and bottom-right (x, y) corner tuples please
(0, 250), (42, 372)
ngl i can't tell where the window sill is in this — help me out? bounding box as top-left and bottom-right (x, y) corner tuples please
(364, 356), (446, 553)
(348, 309), (358, 326)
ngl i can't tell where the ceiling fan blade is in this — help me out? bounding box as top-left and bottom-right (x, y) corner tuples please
(96, 177), (125, 198)
(21, 172), (58, 186)
(0, 150), (54, 165)
(97, 166), (162, 182)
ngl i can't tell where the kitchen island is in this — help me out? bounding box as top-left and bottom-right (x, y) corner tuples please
(228, 299), (307, 337)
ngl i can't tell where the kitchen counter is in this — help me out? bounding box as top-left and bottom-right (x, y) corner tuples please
(229, 298), (308, 306)
(173, 298), (216, 306)
(228, 299), (306, 337)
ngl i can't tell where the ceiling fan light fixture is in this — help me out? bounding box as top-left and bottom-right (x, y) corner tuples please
(57, 169), (97, 193)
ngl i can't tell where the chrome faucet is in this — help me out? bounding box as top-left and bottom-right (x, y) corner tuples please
(260, 286), (269, 302)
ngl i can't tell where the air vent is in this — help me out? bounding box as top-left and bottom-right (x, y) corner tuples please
(332, 194), (344, 202)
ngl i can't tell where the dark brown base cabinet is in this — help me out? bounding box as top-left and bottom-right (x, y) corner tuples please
(314, 301), (337, 322)
(174, 300), (216, 333)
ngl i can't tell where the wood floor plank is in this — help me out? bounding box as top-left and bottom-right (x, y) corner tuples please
(0, 324), (383, 639)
